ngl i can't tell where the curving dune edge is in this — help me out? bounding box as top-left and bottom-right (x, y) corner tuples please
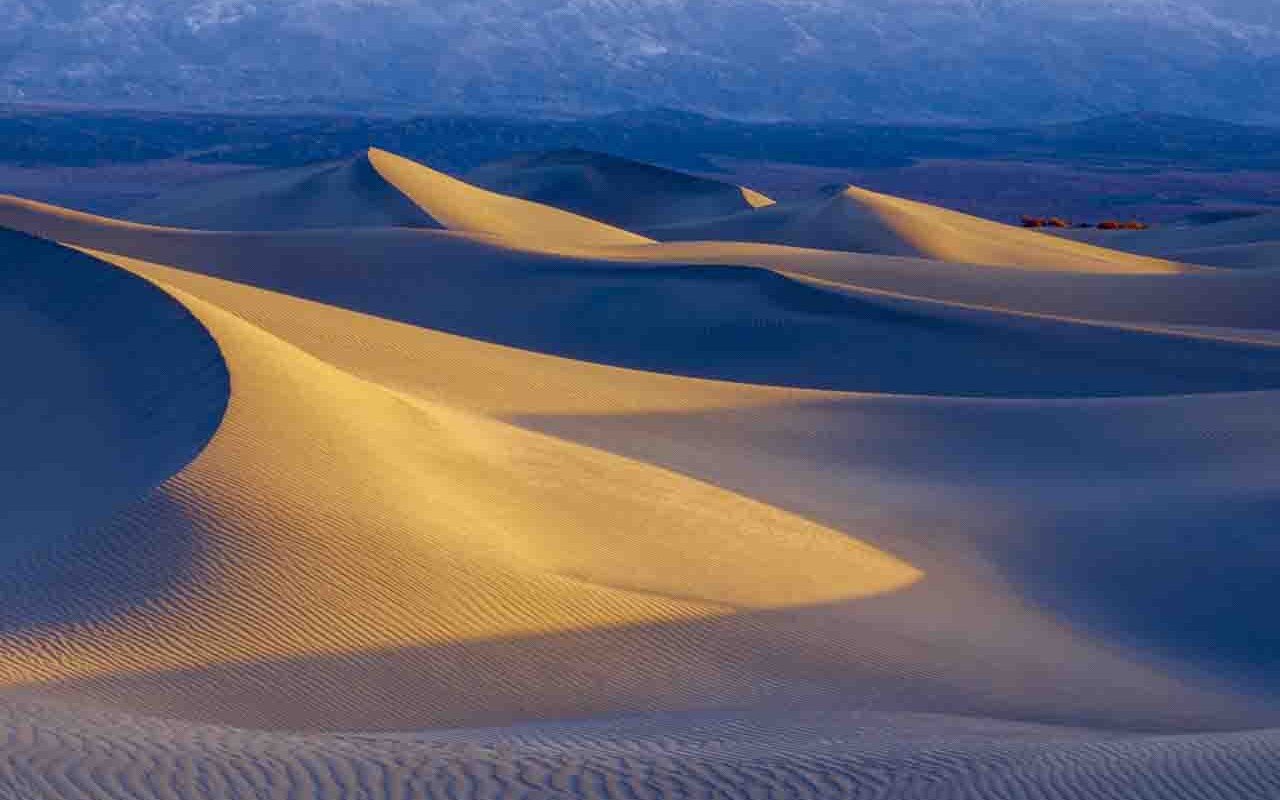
(3, 148), (1280, 798)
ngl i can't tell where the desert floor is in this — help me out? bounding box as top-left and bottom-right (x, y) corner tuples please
(3, 149), (1280, 799)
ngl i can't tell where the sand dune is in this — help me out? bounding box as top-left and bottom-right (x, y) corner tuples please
(1062, 210), (1280, 254)
(2, 198), (1275, 396)
(112, 148), (657, 248)
(3, 147), (1280, 797)
(125, 153), (436, 231)
(466, 148), (774, 229)
(652, 184), (1188, 273)
(0, 229), (228, 577)
(57, 250), (1280, 730)
(622, 240), (1280, 330)
(0, 239), (920, 728)
(8, 188), (1274, 334)
(367, 148), (653, 248)
(1159, 241), (1280, 269)
(1053, 212), (1280, 269)
(650, 184), (924, 256)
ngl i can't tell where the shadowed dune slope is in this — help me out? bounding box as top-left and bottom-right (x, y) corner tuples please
(77, 252), (1280, 728)
(0, 198), (1275, 395)
(1060, 211), (1280, 259)
(1160, 241), (1280, 269)
(7, 188), (1279, 333)
(622, 239), (1280, 330)
(120, 147), (658, 246)
(466, 149), (774, 229)
(366, 148), (654, 248)
(0, 241), (1262, 737)
(522, 389), (1280, 703)
(1054, 217), (1280, 269)
(5, 171), (1280, 797)
(652, 185), (1188, 273)
(0, 228), (228, 567)
(0, 241), (923, 729)
(650, 184), (924, 257)
(124, 154), (437, 231)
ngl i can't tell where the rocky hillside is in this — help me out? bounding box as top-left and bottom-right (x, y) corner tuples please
(2, 0), (1279, 122)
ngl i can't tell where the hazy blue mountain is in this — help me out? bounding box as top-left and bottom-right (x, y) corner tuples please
(3, 1), (1280, 122)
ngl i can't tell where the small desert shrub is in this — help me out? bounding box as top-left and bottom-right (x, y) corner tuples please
(1097, 220), (1150, 231)
(1021, 215), (1073, 228)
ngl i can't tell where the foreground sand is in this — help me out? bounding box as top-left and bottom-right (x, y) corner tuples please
(2, 151), (1279, 798)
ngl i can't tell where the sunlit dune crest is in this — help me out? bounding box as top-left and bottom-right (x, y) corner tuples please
(651, 183), (1188, 273)
(3, 146), (1280, 797)
(0, 261), (920, 725)
(740, 185), (777, 209)
(367, 147), (654, 248)
(839, 185), (1189, 273)
(83, 249), (850, 418)
(126, 153), (437, 231)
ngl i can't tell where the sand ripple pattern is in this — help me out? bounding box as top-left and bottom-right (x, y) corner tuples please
(3, 150), (1280, 798)
(2, 703), (1280, 800)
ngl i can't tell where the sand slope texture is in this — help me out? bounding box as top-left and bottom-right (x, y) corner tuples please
(652, 184), (1188, 273)
(1055, 210), (1280, 269)
(466, 148), (774, 229)
(2, 149), (1279, 798)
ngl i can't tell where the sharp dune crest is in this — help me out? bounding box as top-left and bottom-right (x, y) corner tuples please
(839, 185), (1188, 273)
(126, 153), (438, 231)
(650, 183), (922, 257)
(0, 242), (919, 728)
(0, 229), (228, 562)
(3, 148), (1185, 274)
(367, 147), (654, 249)
(653, 183), (1189, 273)
(740, 185), (778, 209)
(4, 147), (1280, 797)
(2, 191), (1273, 398)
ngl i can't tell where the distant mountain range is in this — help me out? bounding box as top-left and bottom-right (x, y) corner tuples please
(4, 0), (1280, 122)
(7, 106), (1280, 175)
(9, 107), (1280, 226)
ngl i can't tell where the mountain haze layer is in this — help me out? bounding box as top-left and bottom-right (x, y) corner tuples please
(5, 0), (1280, 122)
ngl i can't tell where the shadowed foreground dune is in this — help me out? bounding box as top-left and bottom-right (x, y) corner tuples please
(2, 149), (1280, 798)
(0, 231), (228, 603)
